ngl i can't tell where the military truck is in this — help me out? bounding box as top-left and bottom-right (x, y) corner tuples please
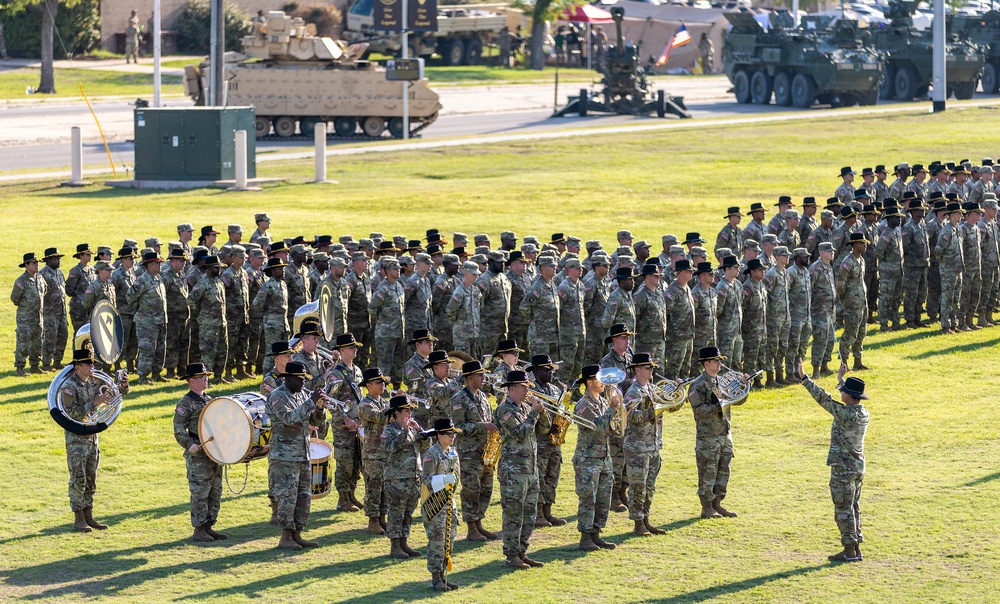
(870, 0), (983, 100)
(343, 0), (525, 66)
(953, 10), (1000, 93)
(183, 11), (442, 139)
(722, 12), (883, 108)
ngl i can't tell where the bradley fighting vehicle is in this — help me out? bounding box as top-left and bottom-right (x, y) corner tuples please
(722, 12), (883, 108)
(552, 6), (690, 118)
(952, 10), (1000, 94)
(870, 0), (983, 100)
(184, 11), (442, 139)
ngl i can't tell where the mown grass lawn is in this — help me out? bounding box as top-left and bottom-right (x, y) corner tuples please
(0, 68), (184, 101)
(2, 107), (1000, 602)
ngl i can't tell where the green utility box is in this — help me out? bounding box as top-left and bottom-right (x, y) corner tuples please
(134, 107), (257, 181)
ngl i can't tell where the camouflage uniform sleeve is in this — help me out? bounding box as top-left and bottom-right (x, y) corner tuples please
(65, 269), (79, 299)
(367, 285), (385, 323)
(10, 275), (25, 306)
(689, 382), (722, 419)
(498, 403), (538, 442)
(519, 283), (536, 321)
(381, 423), (411, 455)
(173, 398), (195, 450)
(835, 261), (850, 299)
(125, 276), (143, 308)
(801, 375), (843, 418)
(450, 392), (479, 436)
(62, 380), (94, 421)
(445, 286), (463, 323)
(269, 390), (317, 424)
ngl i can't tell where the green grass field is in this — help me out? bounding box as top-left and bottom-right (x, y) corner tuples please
(3, 107), (1000, 602)
(0, 68), (184, 101)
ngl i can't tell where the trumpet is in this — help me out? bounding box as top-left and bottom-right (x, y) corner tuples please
(527, 390), (597, 444)
(406, 394), (432, 410)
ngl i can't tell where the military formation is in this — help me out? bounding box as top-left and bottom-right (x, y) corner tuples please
(33, 165), (989, 581)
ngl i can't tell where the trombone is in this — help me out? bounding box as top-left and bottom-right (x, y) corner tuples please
(527, 390), (596, 431)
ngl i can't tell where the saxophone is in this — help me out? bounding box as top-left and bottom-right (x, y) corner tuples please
(482, 430), (501, 469)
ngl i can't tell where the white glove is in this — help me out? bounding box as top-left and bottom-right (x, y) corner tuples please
(444, 473), (457, 485)
(431, 473), (458, 493)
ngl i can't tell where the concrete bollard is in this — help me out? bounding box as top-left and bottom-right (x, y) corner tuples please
(234, 129), (248, 190)
(315, 122), (326, 183)
(61, 126), (91, 187)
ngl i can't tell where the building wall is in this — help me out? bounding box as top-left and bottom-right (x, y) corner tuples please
(100, 0), (349, 52)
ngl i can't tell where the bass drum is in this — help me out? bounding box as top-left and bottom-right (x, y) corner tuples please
(198, 393), (271, 465)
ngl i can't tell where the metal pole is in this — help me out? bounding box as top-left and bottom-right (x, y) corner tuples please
(210, 0), (225, 106)
(209, 0), (217, 106)
(932, 0), (946, 112)
(402, 0), (409, 140)
(315, 122), (327, 183)
(587, 23), (592, 71)
(792, 0), (799, 27)
(153, 0), (161, 106)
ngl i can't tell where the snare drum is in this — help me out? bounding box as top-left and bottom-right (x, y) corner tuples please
(198, 393), (271, 465)
(309, 438), (333, 500)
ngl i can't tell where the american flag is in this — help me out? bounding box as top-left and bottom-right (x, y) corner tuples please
(656, 24), (692, 66)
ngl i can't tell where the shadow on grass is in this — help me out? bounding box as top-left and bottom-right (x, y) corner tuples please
(962, 470), (1000, 487)
(644, 564), (829, 603)
(861, 328), (939, 350)
(904, 335), (1000, 360)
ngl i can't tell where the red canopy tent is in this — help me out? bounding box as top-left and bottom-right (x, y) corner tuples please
(560, 5), (614, 70)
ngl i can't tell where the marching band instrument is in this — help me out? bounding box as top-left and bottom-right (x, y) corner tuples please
(290, 301), (340, 382)
(406, 394), (432, 410)
(309, 438), (333, 499)
(448, 351), (474, 379)
(527, 390), (597, 444)
(647, 373), (697, 414)
(713, 364), (763, 408)
(596, 367), (627, 437)
(197, 392), (272, 465)
(47, 304), (128, 435)
(482, 430), (501, 469)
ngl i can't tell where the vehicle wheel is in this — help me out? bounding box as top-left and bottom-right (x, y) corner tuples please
(953, 79), (976, 100)
(299, 117), (320, 138)
(254, 116), (272, 138)
(879, 63), (895, 100)
(464, 38), (483, 65)
(982, 63), (1000, 94)
(860, 86), (880, 106)
(733, 70), (751, 104)
(361, 117), (386, 137)
(750, 70), (773, 104)
(388, 117), (406, 138)
(273, 116), (297, 137)
(773, 71), (793, 106)
(790, 73), (816, 109)
(446, 39), (465, 66)
(894, 65), (918, 100)
(333, 117), (357, 137)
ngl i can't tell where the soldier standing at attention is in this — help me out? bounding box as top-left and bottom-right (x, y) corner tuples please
(598, 324), (632, 513)
(888, 163), (910, 201)
(360, 367), (393, 535)
(431, 255), (460, 353)
(809, 243), (837, 378)
(127, 252), (168, 384)
(901, 198), (931, 327)
(346, 253), (374, 367)
(582, 255), (612, 365)
(11, 252), (46, 375)
(977, 195), (1000, 326)
(284, 245), (312, 326)
(778, 210), (802, 251)
(477, 251), (512, 354)
(162, 249), (191, 378)
(799, 198), (820, 244)
(691, 261), (718, 378)
(762, 247), (791, 387)
(572, 364), (622, 552)
(806, 210), (836, 261)
(173, 362), (228, 542)
(769, 197), (794, 236)
(253, 257), (290, 374)
(370, 257), (407, 389)
(245, 247), (267, 374)
(837, 234), (869, 369)
(124, 10), (141, 63)
(108, 249), (137, 374)
(602, 267), (636, 334)
(446, 262), (483, 358)
(520, 255), (561, 359)
(505, 251), (531, 349)
(266, 361), (328, 550)
(325, 333), (365, 512)
(794, 360), (869, 563)
(959, 202), (984, 331)
(66, 244), (96, 336)
(39, 248), (68, 371)
(861, 205), (881, 324)
(260, 341), (293, 523)
(291, 318), (330, 440)
(663, 259), (696, 379)
(494, 369), (548, 569)
(875, 207), (905, 332)
(526, 355), (567, 528)
(743, 203), (768, 246)
(420, 418), (462, 592)
(633, 264), (666, 367)
(81, 262), (115, 365)
(623, 353), (666, 537)
(907, 164), (929, 204)
(740, 258), (767, 389)
(450, 360), (500, 542)
(403, 253), (434, 344)
(187, 257), (229, 384)
(249, 212), (271, 245)
(715, 206), (745, 255)
(836, 167), (857, 208)
(924, 198), (948, 324)
(382, 396), (423, 560)
(715, 256), (743, 370)
(687, 346), (739, 519)
(872, 165), (891, 204)
(785, 248), (812, 381)
(556, 258), (587, 386)
(934, 202), (966, 333)
(222, 246), (251, 381)
(321, 256), (350, 342)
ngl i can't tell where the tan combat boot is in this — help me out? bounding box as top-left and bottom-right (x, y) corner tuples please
(270, 501), (279, 525)
(633, 519), (651, 536)
(431, 572), (450, 591)
(465, 521), (486, 542)
(505, 554), (529, 569)
(205, 525), (228, 540)
(579, 531), (599, 552)
(644, 517), (666, 535)
(389, 538), (409, 559)
(73, 510), (92, 533)
(713, 497), (738, 518)
(400, 537), (420, 557)
(812, 365), (821, 379)
(544, 503), (566, 526)
(476, 520), (498, 540)
(700, 500), (722, 519)
(278, 528), (302, 550)
(591, 532), (616, 549)
(367, 516), (386, 535)
(519, 552), (544, 567)
(83, 507), (108, 530)
(535, 503), (551, 527)
(192, 525), (215, 542)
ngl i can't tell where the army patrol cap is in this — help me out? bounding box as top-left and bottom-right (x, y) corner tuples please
(784, 209), (800, 219)
(982, 165), (995, 175)
(690, 246), (708, 258)
(817, 242), (835, 253)
(123, 239), (139, 249)
(226, 224), (242, 234)
(487, 251), (506, 262)
(667, 245), (685, 255)
(470, 254), (488, 265)
(311, 251), (329, 263)
(821, 210), (835, 220)
(254, 212), (271, 223)
(983, 196), (998, 210)
(381, 257), (401, 270)
(442, 253), (460, 264)
(521, 243), (539, 254)
(791, 247), (810, 259)
(715, 247), (733, 258)
(351, 252), (369, 262)
(93, 260), (113, 272)
(616, 230), (633, 240)
(144, 237), (162, 248)
(474, 246), (491, 255)
(744, 239), (760, 251)
(462, 261), (481, 275)
(661, 234), (678, 246)
(219, 245), (232, 256)
(537, 256), (558, 268)
(359, 238), (375, 251)
(453, 232), (469, 245)
(229, 245), (246, 258)
(616, 246), (634, 257)
(590, 254), (610, 267)
(398, 255), (415, 266)
(474, 234), (491, 246)
(633, 240), (651, 251)
(415, 253), (432, 264)
(522, 235), (539, 245)
(774, 246), (790, 257)
(563, 258), (583, 270)
(97, 245), (112, 256)
(370, 232), (385, 240)
(289, 244), (309, 256)
(500, 231), (518, 241)
(392, 235), (407, 247)
(586, 240), (602, 250)
(177, 223), (194, 233)
(248, 248), (266, 259)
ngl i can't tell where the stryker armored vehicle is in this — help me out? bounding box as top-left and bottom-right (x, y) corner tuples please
(870, 0), (983, 100)
(722, 12), (883, 108)
(184, 11), (442, 139)
(952, 10), (1000, 93)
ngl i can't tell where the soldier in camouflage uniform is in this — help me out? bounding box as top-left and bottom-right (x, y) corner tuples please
(307, 252), (328, 302)
(582, 255), (611, 365)
(520, 255), (561, 358)
(663, 259), (696, 379)
(39, 248), (69, 370)
(525, 355), (567, 528)
(715, 206), (745, 255)
(806, 210), (836, 262)
(799, 198), (820, 244)
(837, 234), (869, 369)
(345, 254), (374, 368)
(359, 367), (392, 534)
(958, 202), (984, 331)
(127, 252), (168, 384)
(741, 258), (767, 387)
(769, 197), (794, 235)
(431, 255), (460, 353)
(888, 163), (910, 200)
(325, 333), (365, 512)
(969, 165), (994, 206)
(260, 340), (293, 523)
(872, 166), (891, 205)
(556, 258), (587, 385)
(222, 246), (251, 381)
(785, 248), (812, 380)
(291, 318), (331, 439)
(253, 258), (290, 374)
(809, 242), (837, 378)
(623, 353), (667, 536)
(382, 396), (424, 560)
(691, 261), (718, 377)
(81, 262), (115, 368)
(715, 256), (743, 370)
(743, 203), (768, 247)
(572, 364), (623, 552)
(446, 262), (483, 358)
(907, 164), (929, 204)
(935, 203), (967, 333)
(110, 248), (138, 372)
(402, 329), (435, 432)
(11, 253), (46, 375)
(778, 209), (801, 251)
(61, 349), (128, 531)
(244, 247), (267, 374)
(633, 264), (666, 367)
(494, 370), (548, 569)
(795, 361), (869, 563)
(370, 257), (407, 388)
(173, 363), (228, 542)
(161, 249), (191, 378)
(284, 245), (312, 327)
(875, 207), (905, 331)
(505, 251), (531, 349)
(901, 199), (931, 327)
(421, 418), (462, 592)
(835, 168), (856, 208)
(450, 361), (500, 542)
(476, 252), (512, 354)
(977, 195), (1000, 326)
(763, 247), (791, 387)
(602, 267), (636, 333)
(424, 350), (462, 423)
(65, 244), (96, 336)
(266, 361), (327, 550)
(687, 346), (739, 519)
(188, 257), (229, 383)
(597, 324), (632, 513)
(860, 204), (881, 323)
